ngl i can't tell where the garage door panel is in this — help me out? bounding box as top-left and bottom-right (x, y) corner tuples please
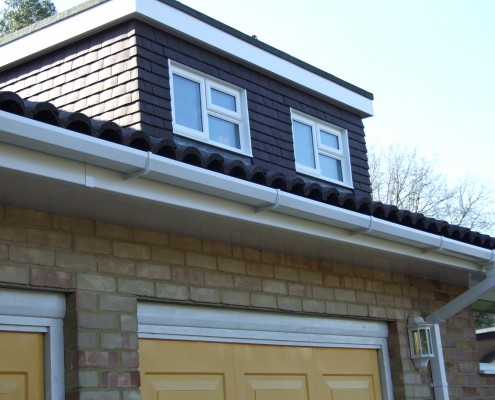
(0, 332), (44, 400)
(243, 375), (309, 400)
(322, 376), (375, 400)
(313, 349), (381, 400)
(0, 374), (26, 400)
(140, 340), (235, 400)
(144, 373), (226, 400)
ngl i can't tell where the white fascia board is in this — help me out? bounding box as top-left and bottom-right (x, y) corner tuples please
(137, 0), (373, 117)
(0, 0), (135, 68)
(0, 0), (373, 117)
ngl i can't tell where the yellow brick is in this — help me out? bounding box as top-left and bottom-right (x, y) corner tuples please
(133, 229), (169, 246)
(53, 215), (94, 234)
(6, 207), (51, 227)
(186, 252), (217, 270)
(96, 221), (132, 240)
(233, 246), (260, 261)
(28, 228), (72, 249)
(274, 266), (299, 281)
(75, 235), (112, 254)
(203, 241), (232, 256)
(170, 234), (201, 251)
(218, 258), (246, 274)
(98, 255), (135, 275)
(114, 242), (150, 260)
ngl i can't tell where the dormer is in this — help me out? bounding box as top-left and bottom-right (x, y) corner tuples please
(0, 0), (373, 196)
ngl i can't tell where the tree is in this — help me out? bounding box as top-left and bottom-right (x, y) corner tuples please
(369, 144), (495, 235)
(474, 310), (495, 330)
(0, 0), (56, 36)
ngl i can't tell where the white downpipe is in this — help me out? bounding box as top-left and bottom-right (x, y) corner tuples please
(425, 267), (495, 400)
(429, 324), (449, 400)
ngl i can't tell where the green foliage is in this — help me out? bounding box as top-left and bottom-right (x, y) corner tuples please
(0, 0), (56, 36)
(474, 311), (495, 330)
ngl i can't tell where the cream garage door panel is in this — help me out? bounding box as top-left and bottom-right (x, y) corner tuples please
(313, 348), (382, 400)
(140, 340), (235, 400)
(139, 340), (382, 400)
(234, 344), (315, 400)
(0, 331), (44, 400)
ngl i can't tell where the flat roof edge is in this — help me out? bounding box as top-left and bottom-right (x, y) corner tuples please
(0, 0), (373, 116)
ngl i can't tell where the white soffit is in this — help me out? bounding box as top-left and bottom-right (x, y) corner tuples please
(0, 0), (373, 117)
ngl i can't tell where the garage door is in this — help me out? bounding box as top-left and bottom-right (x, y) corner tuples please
(139, 339), (382, 400)
(0, 331), (44, 400)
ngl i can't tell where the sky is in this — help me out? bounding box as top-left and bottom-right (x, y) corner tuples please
(3, 0), (494, 191)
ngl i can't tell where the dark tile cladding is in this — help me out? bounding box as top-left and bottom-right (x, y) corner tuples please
(0, 20), (371, 196)
(1, 90), (495, 250)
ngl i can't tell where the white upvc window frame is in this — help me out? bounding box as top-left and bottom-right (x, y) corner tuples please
(0, 289), (65, 400)
(169, 61), (252, 156)
(137, 303), (394, 400)
(291, 109), (353, 188)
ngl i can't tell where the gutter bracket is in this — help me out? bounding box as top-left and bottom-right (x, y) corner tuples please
(255, 189), (281, 213)
(124, 151), (152, 180)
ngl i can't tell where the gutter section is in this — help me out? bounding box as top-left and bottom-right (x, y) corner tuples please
(0, 110), (493, 272)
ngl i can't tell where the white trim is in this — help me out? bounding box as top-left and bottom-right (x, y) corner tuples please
(0, 289), (66, 400)
(0, 0), (373, 117)
(137, 303), (394, 400)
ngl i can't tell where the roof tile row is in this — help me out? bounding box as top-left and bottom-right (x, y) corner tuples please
(1, 90), (494, 250)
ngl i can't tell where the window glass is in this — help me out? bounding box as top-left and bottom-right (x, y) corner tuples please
(211, 88), (237, 112)
(293, 121), (316, 168)
(320, 130), (340, 150)
(319, 154), (343, 181)
(173, 74), (203, 131)
(209, 115), (240, 149)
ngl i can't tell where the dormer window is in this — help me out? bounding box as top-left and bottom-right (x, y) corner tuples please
(291, 110), (353, 187)
(170, 61), (251, 156)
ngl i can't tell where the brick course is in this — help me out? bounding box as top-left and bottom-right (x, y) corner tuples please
(0, 205), (489, 399)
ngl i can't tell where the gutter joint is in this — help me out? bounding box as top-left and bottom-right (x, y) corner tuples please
(124, 151), (152, 180)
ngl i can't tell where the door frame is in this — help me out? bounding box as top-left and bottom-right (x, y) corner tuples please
(0, 289), (65, 400)
(138, 303), (394, 400)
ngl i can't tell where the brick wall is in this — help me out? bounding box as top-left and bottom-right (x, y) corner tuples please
(1, 204), (493, 399)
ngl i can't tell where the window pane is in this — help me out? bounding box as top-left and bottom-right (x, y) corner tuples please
(211, 88), (237, 111)
(209, 115), (240, 148)
(320, 130), (340, 150)
(173, 74), (203, 131)
(293, 121), (315, 168)
(319, 154), (343, 181)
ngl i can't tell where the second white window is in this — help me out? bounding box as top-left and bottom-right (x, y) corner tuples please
(291, 110), (352, 187)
